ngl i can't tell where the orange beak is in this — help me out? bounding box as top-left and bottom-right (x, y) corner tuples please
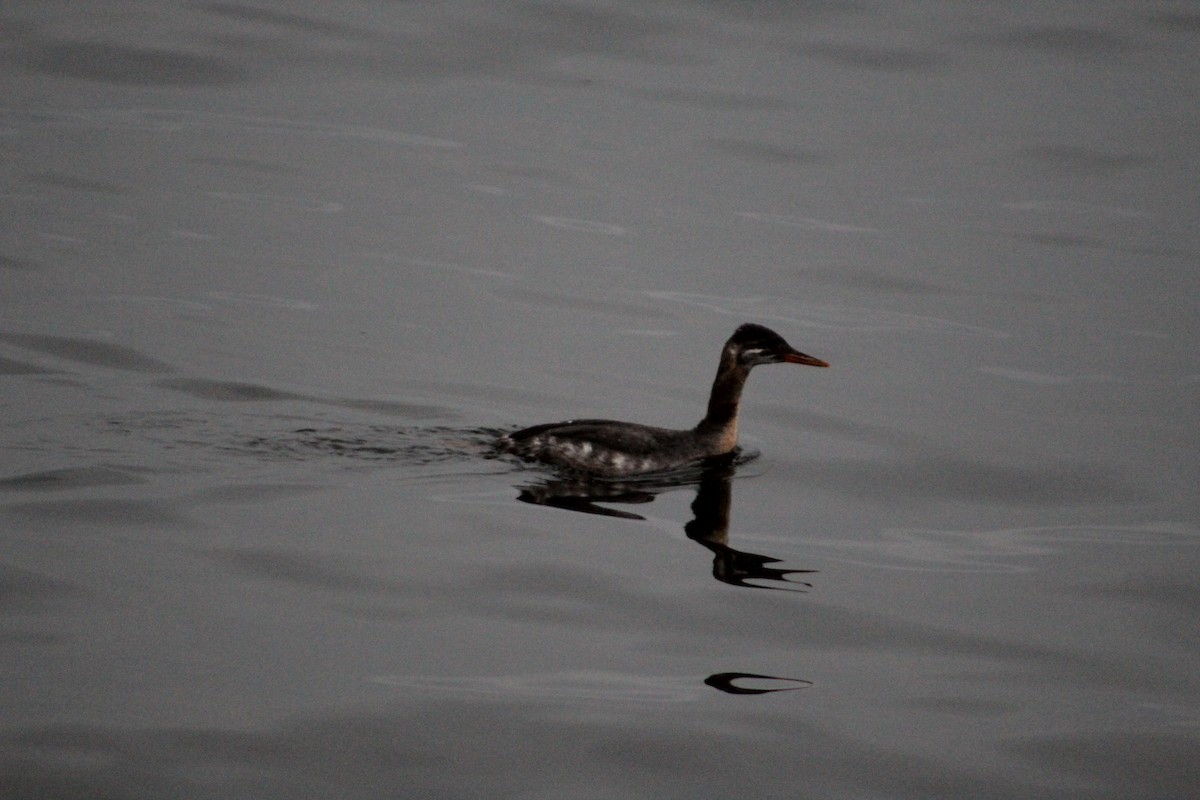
(782, 350), (830, 368)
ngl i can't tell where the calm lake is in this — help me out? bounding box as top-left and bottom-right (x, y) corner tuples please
(2, 2), (1198, 798)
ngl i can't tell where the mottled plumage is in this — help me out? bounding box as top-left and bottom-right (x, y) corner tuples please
(498, 323), (828, 477)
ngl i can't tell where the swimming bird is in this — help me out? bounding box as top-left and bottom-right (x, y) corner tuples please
(497, 323), (828, 477)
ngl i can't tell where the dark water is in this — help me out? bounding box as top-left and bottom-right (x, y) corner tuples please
(3, 2), (1198, 797)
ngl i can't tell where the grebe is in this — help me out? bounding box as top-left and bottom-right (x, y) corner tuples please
(498, 323), (828, 477)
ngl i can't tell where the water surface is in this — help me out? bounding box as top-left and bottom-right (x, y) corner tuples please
(2, 2), (1198, 798)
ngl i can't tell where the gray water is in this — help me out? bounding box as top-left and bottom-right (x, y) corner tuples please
(2, 2), (1198, 798)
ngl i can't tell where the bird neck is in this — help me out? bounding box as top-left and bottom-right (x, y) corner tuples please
(696, 350), (750, 451)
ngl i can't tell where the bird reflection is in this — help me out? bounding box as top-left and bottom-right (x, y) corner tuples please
(516, 482), (657, 520)
(684, 466), (815, 591)
(514, 461), (814, 694)
(704, 672), (813, 695)
(515, 462), (815, 592)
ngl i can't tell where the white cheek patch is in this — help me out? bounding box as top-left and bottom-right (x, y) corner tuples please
(741, 346), (774, 366)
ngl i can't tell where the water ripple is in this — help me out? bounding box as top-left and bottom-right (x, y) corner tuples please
(736, 212), (882, 234)
(638, 290), (1009, 337)
(532, 216), (628, 236)
(372, 671), (702, 703)
(809, 522), (1198, 574)
(0, 108), (462, 149)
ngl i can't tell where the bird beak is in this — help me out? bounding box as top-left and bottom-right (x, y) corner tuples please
(782, 350), (829, 367)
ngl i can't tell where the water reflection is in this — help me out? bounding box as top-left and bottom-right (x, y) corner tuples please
(515, 462), (814, 694)
(684, 466), (816, 592)
(704, 673), (813, 695)
(516, 462), (816, 592)
(516, 479), (657, 520)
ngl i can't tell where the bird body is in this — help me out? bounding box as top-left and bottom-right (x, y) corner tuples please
(497, 323), (827, 477)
